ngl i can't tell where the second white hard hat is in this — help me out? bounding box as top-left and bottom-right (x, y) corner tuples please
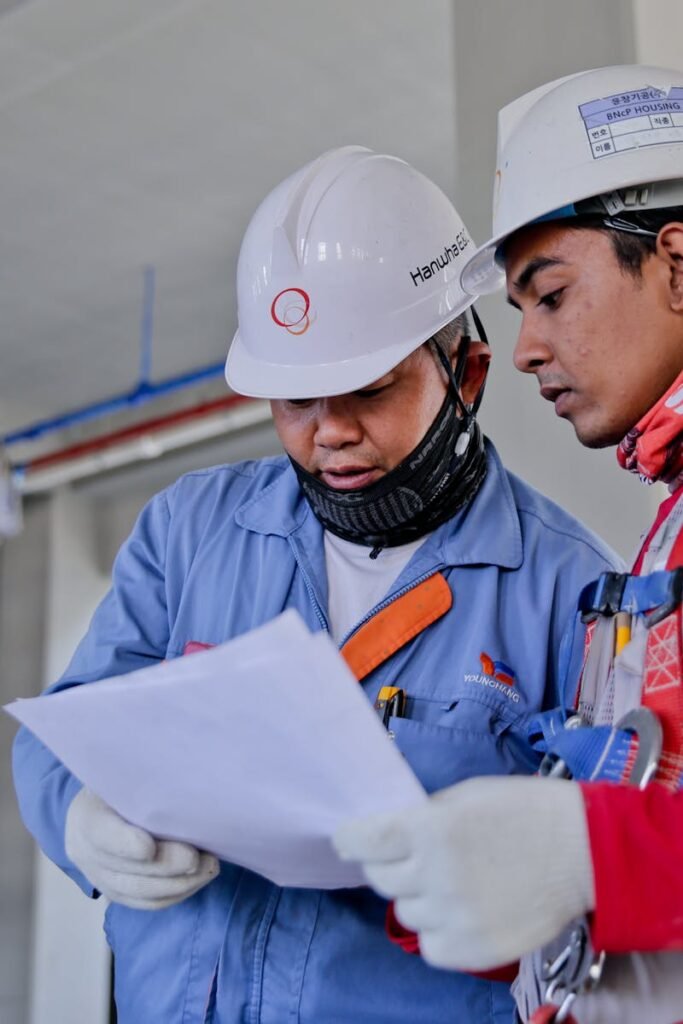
(461, 64), (683, 296)
(226, 146), (477, 399)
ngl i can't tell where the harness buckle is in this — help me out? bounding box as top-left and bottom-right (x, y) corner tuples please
(580, 568), (683, 627)
(537, 715), (583, 779)
(579, 572), (627, 623)
(643, 566), (683, 627)
(616, 707), (663, 788)
(540, 924), (603, 1022)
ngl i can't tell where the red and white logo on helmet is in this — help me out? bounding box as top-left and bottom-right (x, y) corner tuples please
(270, 288), (314, 336)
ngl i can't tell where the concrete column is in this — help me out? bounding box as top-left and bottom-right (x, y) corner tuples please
(633, 0), (683, 66)
(28, 488), (111, 1024)
(0, 497), (49, 1024)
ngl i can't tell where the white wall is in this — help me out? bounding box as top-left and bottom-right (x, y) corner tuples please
(0, 498), (49, 1024)
(633, 0), (683, 67)
(0, 0), (460, 432)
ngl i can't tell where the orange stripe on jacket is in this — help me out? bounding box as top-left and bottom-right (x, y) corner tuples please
(341, 573), (452, 682)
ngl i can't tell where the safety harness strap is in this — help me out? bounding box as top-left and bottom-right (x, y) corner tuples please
(641, 530), (683, 790)
(532, 493), (683, 1022)
(537, 725), (637, 785)
(579, 568), (683, 627)
(561, 492), (683, 791)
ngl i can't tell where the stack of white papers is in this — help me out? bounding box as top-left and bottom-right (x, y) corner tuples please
(6, 610), (425, 888)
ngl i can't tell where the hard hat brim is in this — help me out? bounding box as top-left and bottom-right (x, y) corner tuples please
(460, 240), (507, 297)
(225, 310), (476, 400)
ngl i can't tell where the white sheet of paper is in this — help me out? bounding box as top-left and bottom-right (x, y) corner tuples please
(6, 610), (426, 888)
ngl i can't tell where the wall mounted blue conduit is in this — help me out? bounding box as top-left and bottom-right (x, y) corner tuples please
(3, 267), (227, 448)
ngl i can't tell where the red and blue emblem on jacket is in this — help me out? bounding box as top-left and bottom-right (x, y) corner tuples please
(464, 652), (520, 702)
(479, 652), (516, 687)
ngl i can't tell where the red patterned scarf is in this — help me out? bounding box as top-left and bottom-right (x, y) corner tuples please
(618, 369), (683, 487)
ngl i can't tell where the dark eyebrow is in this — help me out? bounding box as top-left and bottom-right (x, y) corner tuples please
(511, 256), (565, 294)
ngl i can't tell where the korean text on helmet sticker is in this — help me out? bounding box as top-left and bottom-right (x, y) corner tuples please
(579, 85), (683, 159)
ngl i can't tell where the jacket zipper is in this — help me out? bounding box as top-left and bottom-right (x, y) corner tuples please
(337, 566), (446, 649)
(291, 534), (448, 649)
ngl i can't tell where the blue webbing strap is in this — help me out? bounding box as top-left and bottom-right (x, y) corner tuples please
(529, 713), (634, 783)
(579, 568), (683, 626)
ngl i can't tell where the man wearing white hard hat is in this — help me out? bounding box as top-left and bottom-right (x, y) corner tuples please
(13, 146), (616, 1023)
(334, 69), (683, 1023)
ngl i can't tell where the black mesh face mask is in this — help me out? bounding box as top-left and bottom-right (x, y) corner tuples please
(290, 309), (490, 556)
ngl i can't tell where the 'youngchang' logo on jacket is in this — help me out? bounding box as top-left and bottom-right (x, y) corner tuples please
(463, 652), (521, 703)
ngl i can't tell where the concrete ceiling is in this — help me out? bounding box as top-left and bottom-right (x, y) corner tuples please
(0, 0), (457, 442)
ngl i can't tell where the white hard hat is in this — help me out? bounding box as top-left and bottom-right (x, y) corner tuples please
(461, 64), (683, 295)
(226, 146), (478, 399)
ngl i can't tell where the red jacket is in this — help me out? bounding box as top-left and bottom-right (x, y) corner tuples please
(582, 782), (683, 952)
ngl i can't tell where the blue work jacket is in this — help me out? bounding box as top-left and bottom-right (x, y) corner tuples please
(13, 442), (619, 1024)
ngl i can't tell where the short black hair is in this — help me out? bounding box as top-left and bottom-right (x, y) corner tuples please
(428, 311), (470, 354)
(572, 206), (683, 277)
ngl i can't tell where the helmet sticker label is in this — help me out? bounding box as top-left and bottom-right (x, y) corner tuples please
(270, 288), (314, 335)
(579, 85), (683, 159)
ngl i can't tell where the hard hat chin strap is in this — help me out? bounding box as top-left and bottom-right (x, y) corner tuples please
(432, 303), (490, 427)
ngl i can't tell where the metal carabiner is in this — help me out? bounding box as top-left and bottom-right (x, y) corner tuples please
(553, 990), (578, 1023)
(538, 714), (584, 780)
(529, 997), (578, 1024)
(542, 925), (586, 987)
(614, 706), (663, 789)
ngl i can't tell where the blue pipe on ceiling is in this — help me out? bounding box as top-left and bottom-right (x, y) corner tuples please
(3, 362), (227, 446)
(3, 267), (228, 448)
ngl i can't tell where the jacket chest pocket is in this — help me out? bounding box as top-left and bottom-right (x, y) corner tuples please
(388, 695), (535, 793)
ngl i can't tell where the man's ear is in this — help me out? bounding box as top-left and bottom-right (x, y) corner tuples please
(454, 341), (491, 405)
(656, 223), (683, 312)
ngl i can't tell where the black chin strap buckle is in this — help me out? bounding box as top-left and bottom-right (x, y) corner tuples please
(432, 304), (490, 423)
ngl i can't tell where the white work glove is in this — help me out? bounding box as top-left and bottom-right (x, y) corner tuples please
(333, 775), (595, 971)
(65, 788), (219, 910)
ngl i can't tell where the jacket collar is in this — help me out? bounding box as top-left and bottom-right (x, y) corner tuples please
(235, 458), (311, 538)
(433, 439), (523, 570)
(236, 441), (522, 570)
